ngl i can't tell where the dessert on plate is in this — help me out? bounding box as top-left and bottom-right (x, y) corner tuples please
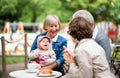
(37, 69), (53, 75)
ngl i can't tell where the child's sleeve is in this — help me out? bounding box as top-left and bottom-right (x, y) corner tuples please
(28, 49), (38, 60)
(45, 50), (56, 65)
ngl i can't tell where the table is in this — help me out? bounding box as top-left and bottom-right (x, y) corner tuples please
(9, 69), (62, 78)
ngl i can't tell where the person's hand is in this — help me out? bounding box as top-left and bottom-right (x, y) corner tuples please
(36, 64), (42, 69)
(63, 46), (74, 65)
(63, 52), (74, 65)
(40, 62), (57, 70)
(30, 61), (36, 64)
(63, 46), (75, 57)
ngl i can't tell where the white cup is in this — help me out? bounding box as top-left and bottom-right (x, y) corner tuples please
(27, 63), (37, 71)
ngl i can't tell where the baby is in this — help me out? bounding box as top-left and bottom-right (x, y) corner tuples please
(28, 36), (56, 69)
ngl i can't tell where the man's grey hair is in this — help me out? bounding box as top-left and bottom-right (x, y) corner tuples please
(72, 10), (94, 24)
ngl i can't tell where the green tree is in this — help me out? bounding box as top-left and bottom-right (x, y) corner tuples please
(0, 0), (120, 24)
(0, 0), (18, 24)
(110, 0), (120, 25)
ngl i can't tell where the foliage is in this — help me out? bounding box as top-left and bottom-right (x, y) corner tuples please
(0, 0), (18, 24)
(111, 51), (120, 61)
(110, 0), (120, 24)
(116, 38), (120, 43)
(0, 0), (120, 24)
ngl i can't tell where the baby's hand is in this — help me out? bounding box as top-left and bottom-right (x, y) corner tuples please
(30, 61), (37, 64)
(37, 64), (45, 69)
(36, 64), (42, 69)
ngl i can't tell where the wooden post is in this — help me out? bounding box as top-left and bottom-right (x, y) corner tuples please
(24, 34), (28, 68)
(1, 36), (7, 78)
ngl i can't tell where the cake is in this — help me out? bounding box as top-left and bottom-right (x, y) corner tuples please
(37, 69), (53, 75)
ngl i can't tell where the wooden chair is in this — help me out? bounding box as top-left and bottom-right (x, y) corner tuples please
(110, 43), (120, 77)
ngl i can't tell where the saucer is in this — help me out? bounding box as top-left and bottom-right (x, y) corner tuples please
(25, 69), (38, 73)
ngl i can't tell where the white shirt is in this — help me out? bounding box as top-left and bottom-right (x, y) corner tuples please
(92, 26), (98, 39)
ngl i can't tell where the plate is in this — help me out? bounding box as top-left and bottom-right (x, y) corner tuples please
(25, 69), (38, 73)
(37, 73), (55, 77)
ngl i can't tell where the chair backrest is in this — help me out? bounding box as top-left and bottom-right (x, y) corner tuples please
(110, 43), (120, 77)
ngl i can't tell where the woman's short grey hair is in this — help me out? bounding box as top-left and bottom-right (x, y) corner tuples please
(72, 10), (94, 24)
(43, 14), (61, 31)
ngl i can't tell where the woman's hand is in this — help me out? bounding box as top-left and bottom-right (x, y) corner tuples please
(63, 46), (74, 65)
(63, 52), (74, 65)
(63, 46), (75, 57)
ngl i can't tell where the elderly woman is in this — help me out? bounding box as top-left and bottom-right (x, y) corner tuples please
(62, 17), (115, 78)
(30, 14), (67, 74)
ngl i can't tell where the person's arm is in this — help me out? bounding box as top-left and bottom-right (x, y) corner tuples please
(63, 52), (74, 65)
(28, 49), (39, 60)
(45, 50), (56, 65)
(41, 62), (57, 69)
(41, 51), (58, 69)
(65, 50), (92, 78)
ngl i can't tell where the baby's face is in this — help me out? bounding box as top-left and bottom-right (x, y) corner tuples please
(39, 38), (50, 50)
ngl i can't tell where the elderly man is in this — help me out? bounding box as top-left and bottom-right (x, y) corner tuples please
(72, 10), (111, 63)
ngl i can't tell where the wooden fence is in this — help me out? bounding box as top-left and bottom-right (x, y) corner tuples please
(1, 34), (28, 78)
